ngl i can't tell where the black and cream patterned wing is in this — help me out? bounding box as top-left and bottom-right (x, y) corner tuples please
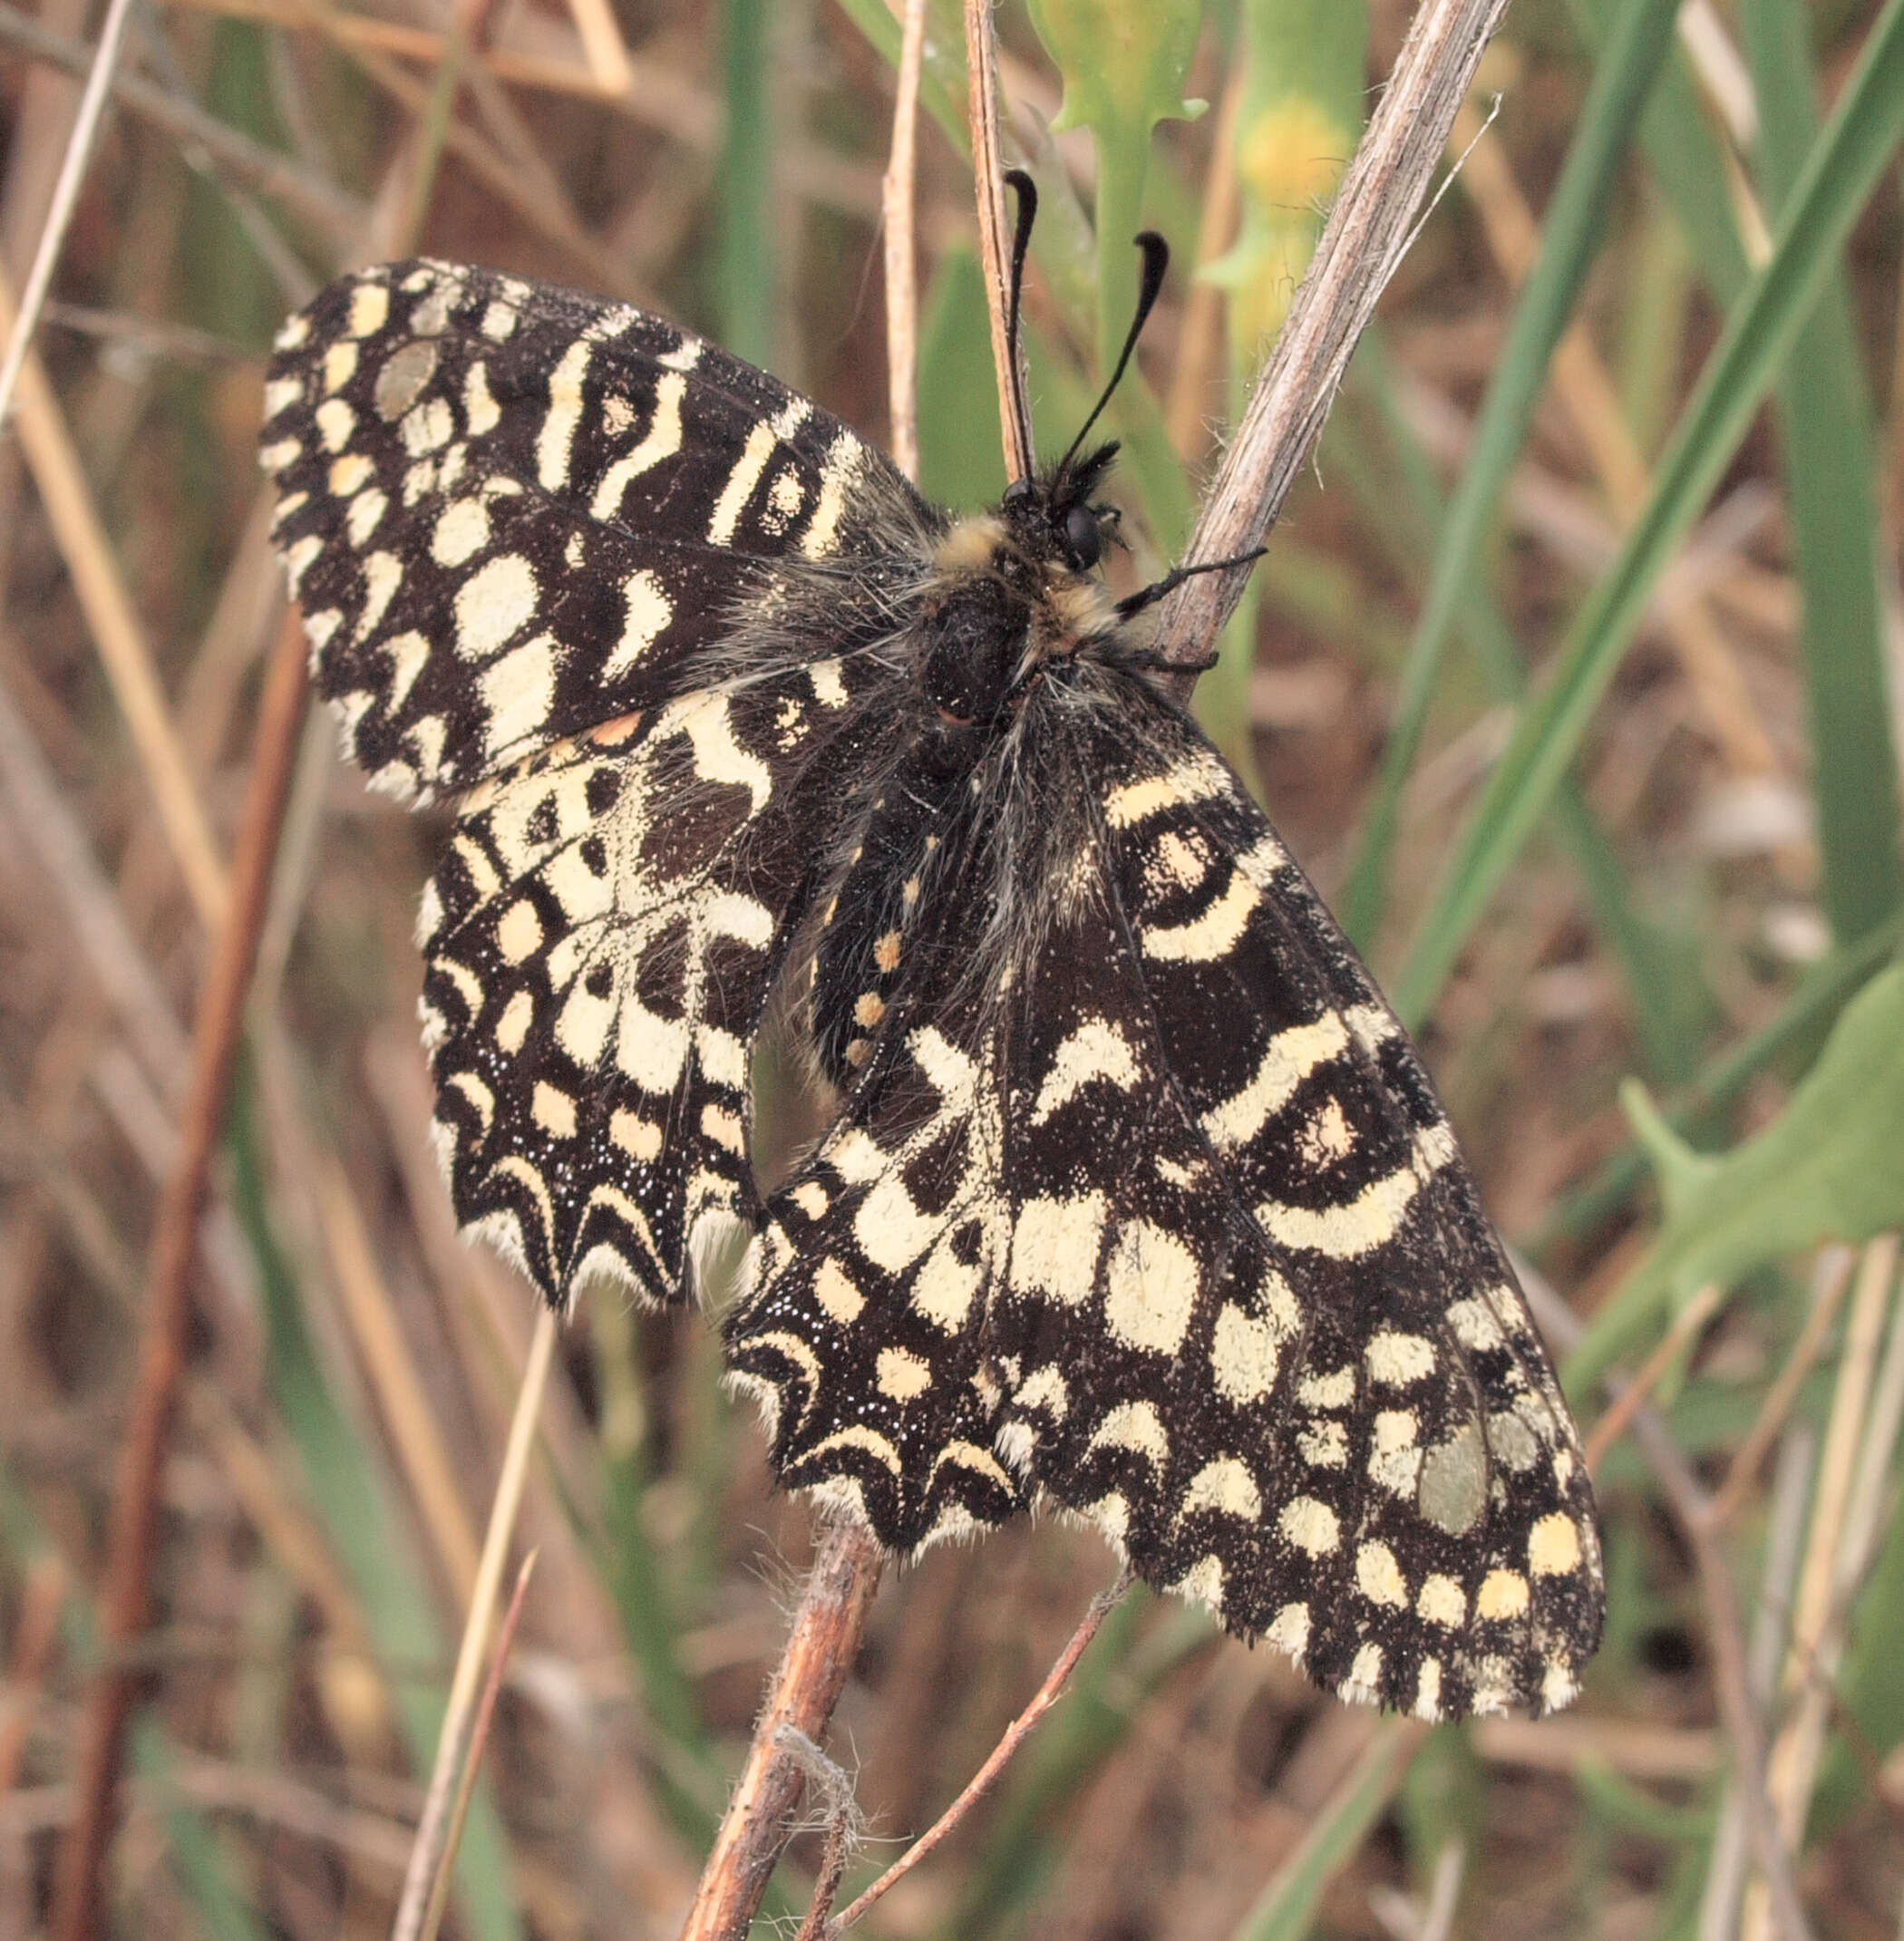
(992, 684), (1602, 1720)
(417, 661), (873, 1307)
(260, 258), (925, 802)
(724, 845), (1025, 1549)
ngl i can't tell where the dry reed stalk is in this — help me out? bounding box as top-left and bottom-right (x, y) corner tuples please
(388, 1305), (559, 1940)
(51, 611), (309, 1941)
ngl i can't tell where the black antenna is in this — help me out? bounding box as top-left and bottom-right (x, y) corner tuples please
(1055, 232), (1169, 481)
(998, 170), (1039, 478)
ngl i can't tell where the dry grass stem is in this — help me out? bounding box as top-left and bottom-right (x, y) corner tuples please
(415, 1551), (540, 1941)
(1583, 1282), (1723, 1473)
(826, 1571), (1131, 1936)
(1163, 59), (1245, 461)
(0, 668), (190, 1095)
(390, 1302), (559, 1941)
(0, 3), (365, 244)
(1712, 1248), (1858, 1528)
(964, 0), (1031, 486)
(1157, 0), (1518, 668)
(1448, 100), (1783, 781)
(50, 611), (309, 1941)
(880, 0), (928, 484)
(0, 262), (228, 928)
(1521, 1267), (1816, 1941)
(0, 0), (136, 427)
(316, 1156), (483, 1600)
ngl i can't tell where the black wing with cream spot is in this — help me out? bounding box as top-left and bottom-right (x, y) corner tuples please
(419, 661), (877, 1307)
(260, 258), (922, 802)
(725, 820), (1026, 1547)
(990, 686), (1601, 1718)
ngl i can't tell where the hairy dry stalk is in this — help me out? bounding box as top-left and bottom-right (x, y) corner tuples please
(676, 1521), (885, 1941)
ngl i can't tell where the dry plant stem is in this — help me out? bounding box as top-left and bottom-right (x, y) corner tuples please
(417, 1551), (540, 1941)
(880, 0), (928, 483)
(50, 610), (310, 1941)
(390, 1302), (559, 1941)
(0, 4), (365, 246)
(964, 0), (1030, 486)
(676, 1520), (886, 1941)
(826, 1571), (1132, 1936)
(0, 0), (135, 428)
(1155, 0), (1517, 675)
(1582, 1283), (1722, 1473)
(1711, 1248), (1858, 1528)
(0, 261), (228, 927)
(1516, 1263), (1814, 1941)
(1626, 1404), (1817, 1941)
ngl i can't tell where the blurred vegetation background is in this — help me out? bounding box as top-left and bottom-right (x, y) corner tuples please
(1, 0), (1903, 1936)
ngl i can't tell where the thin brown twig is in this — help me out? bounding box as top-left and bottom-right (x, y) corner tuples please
(1711, 1247), (1858, 1528)
(825, 1570), (1131, 1936)
(1156, 0), (1520, 675)
(675, 24), (1032, 1932)
(676, 1520), (886, 1941)
(964, 0), (1030, 486)
(1582, 1282), (1721, 1473)
(50, 608), (310, 1941)
(881, 0), (928, 484)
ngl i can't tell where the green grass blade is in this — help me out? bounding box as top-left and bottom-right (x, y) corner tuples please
(1740, 0), (1903, 941)
(714, 0), (772, 370)
(1393, 0), (1904, 1025)
(1344, 335), (1710, 1080)
(1565, 0), (1749, 306)
(1336, 0), (1685, 947)
(131, 1716), (274, 1941)
(830, 0), (969, 155)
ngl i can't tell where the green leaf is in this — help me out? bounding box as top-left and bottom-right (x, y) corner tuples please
(1394, 0), (1904, 1025)
(1565, 964), (1904, 1396)
(1025, 0), (1206, 375)
(1204, 0), (1368, 359)
(1530, 910), (1904, 1247)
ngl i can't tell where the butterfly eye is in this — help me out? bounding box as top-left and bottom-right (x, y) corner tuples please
(1063, 504), (1103, 570)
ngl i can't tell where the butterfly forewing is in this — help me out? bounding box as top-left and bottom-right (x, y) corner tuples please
(261, 258), (915, 802)
(1005, 687), (1601, 1715)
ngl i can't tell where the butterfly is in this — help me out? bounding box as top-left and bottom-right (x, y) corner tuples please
(258, 184), (1602, 1721)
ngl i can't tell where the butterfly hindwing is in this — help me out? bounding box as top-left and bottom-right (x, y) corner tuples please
(725, 839), (1025, 1545)
(261, 258), (918, 802)
(420, 659), (880, 1305)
